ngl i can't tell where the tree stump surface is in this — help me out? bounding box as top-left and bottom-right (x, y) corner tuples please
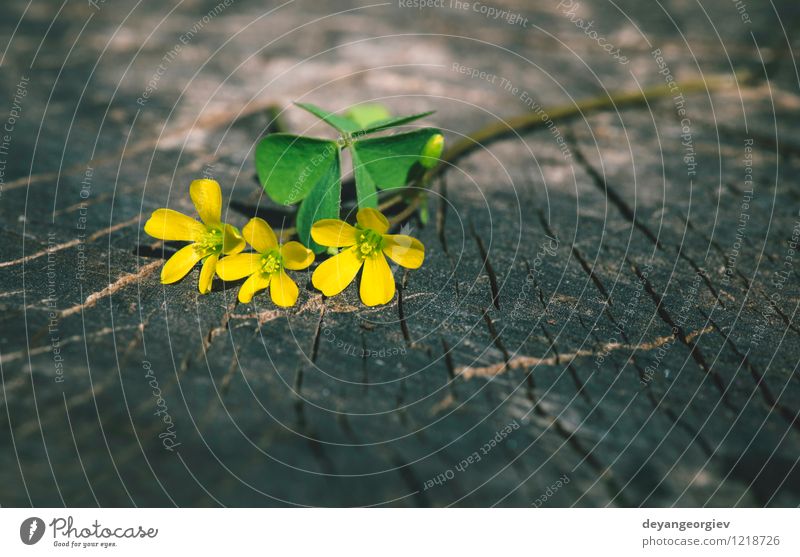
(1, 0), (799, 506)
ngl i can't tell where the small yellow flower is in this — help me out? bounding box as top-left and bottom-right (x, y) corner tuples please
(144, 179), (245, 294)
(216, 217), (314, 306)
(311, 208), (424, 306)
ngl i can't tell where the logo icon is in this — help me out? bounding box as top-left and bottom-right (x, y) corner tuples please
(20, 517), (45, 545)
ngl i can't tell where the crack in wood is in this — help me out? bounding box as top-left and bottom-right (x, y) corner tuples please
(521, 364), (631, 506)
(338, 413), (430, 506)
(482, 309), (511, 366)
(538, 212), (612, 306)
(458, 326), (713, 380)
(522, 258), (547, 308)
(645, 389), (715, 458)
(0, 325), (137, 366)
(570, 140), (664, 249)
(630, 262), (737, 413)
(397, 270), (413, 346)
(0, 216), (141, 269)
(440, 338), (457, 381)
(3, 101), (282, 193)
(470, 225), (500, 310)
(703, 312), (800, 434)
(570, 137), (737, 311)
(60, 260), (162, 318)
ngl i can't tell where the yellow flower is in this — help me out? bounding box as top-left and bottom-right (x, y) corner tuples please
(144, 179), (245, 294)
(216, 217), (314, 306)
(310, 208), (424, 306)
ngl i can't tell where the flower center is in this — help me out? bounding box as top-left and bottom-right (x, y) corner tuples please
(261, 250), (283, 274)
(197, 227), (223, 254)
(356, 228), (383, 258)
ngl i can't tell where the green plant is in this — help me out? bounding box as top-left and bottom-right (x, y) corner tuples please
(255, 102), (442, 252)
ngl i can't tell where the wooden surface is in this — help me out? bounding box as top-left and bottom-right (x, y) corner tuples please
(1, 0), (799, 507)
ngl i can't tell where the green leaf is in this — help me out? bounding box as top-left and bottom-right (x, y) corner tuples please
(296, 153), (342, 253)
(346, 103), (391, 129)
(255, 134), (339, 205)
(294, 102), (360, 133)
(353, 111), (434, 135)
(350, 128), (440, 190)
(350, 148), (378, 209)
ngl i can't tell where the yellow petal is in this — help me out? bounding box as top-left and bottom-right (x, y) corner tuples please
(382, 234), (425, 269)
(360, 253), (395, 306)
(242, 217), (277, 253)
(310, 219), (357, 247)
(311, 246), (363, 296)
(161, 243), (204, 284)
(189, 179), (222, 226)
(215, 253), (262, 281)
(222, 223), (245, 255)
(238, 272), (271, 303)
(270, 270), (299, 307)
(144, 209), (205, 241)
(281, 241), (314, 270)
(198, 254), (218, 294)
(357, 207), (389, 234)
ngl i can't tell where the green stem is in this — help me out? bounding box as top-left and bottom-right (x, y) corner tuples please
(432, 72), (743, 179)
(282, 71), (746, 236)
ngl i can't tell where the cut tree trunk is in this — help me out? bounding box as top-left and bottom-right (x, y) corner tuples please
(1, 0), (799, 507)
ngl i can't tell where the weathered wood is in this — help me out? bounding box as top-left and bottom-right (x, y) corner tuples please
(1, 0), (799, 507)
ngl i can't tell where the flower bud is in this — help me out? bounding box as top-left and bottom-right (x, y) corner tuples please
(420, 134), (444, 168)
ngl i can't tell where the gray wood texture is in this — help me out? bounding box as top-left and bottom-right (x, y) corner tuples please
(1, 0), (799, 506)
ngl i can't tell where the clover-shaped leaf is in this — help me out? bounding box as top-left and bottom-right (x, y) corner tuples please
(353, 111), (435, 135)
(255, 103), (442, 251)
(255, 134), (339, 205)
(351, 128), (441, 193)
(295, 153), (341, 253)
(345, 103), (391, 128)
(295, 102), (360, 134)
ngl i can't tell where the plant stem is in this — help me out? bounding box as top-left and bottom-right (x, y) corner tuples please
(280, 71), (744, 238)
(380, 72), (745, 218)
(441, 73), (740, 176)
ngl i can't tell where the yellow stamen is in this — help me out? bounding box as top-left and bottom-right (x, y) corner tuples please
(197, 227), (223, 253)
(261, 251), (283, 274)
(356, 228), (382, 259)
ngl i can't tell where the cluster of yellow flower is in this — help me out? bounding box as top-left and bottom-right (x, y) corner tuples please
(144, 179), (424, 307)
